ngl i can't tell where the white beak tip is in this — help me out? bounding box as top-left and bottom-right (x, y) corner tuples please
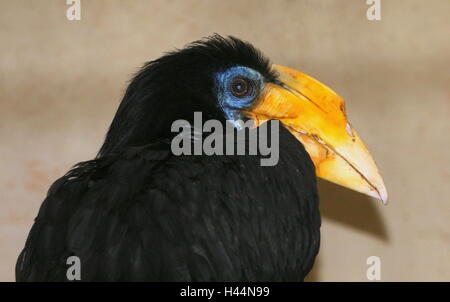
(368, 185), (388, 205)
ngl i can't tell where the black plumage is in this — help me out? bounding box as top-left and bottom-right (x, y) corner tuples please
(16, 35), (320, 281)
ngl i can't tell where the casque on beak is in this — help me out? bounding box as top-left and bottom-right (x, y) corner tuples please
(245, 64), (388, 204)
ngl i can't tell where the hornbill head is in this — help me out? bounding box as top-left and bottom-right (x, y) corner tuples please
(100, 35), (387, 203)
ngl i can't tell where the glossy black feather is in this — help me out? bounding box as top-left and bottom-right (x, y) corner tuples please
(17, 126), (319, 281)
(16, 35), (321, 281)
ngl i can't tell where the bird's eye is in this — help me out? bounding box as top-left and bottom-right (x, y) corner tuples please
(230, 77), (253, 98)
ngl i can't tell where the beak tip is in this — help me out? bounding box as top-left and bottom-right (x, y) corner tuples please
(379, 182), (389, 205)
(368, 183), (388, 205)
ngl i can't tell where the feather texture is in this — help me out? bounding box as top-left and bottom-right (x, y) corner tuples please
(16, 126), (320, 281)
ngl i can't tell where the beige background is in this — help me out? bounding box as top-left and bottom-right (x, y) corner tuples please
(1, 0), (449, 281)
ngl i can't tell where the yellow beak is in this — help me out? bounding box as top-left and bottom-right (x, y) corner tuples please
(245, 65), (388, 204)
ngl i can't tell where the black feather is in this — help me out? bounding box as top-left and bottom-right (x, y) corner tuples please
(16, 35), (320, 281)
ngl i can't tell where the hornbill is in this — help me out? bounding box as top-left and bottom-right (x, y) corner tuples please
(16, 35), (387, 281)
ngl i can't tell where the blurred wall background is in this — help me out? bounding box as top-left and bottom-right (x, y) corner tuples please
(0, 0), (449, 281)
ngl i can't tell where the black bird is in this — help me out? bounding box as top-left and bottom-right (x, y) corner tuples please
(16, 35), (387, 281)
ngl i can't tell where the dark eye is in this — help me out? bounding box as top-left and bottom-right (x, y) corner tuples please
(230, 77), (253, 97)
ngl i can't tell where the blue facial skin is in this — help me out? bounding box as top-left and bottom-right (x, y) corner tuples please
(215, 66), (264, 128)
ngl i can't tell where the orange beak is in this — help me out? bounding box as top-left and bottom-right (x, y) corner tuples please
(245, 65), (388, 204)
